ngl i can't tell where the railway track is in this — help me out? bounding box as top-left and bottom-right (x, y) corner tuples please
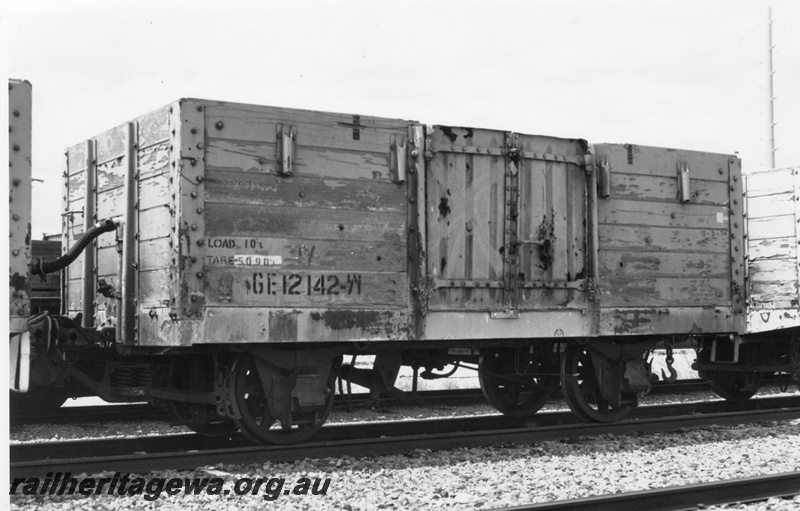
(502, 471), (800, 510)
(10, 388), (487, 426)
(11, 379), (712, 426)
(11, 395), (799, 479)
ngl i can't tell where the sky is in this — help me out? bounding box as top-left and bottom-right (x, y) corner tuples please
(3, 0), (800, 238)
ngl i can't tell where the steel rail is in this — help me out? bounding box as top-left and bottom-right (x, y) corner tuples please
(10, 388), (487, 426)
(498, 471), (800, 510)
(11, 387), (490, 424)
(11, 380), (713, 426)
(11, 398), (800, 479)
(13, 395), (796, 463)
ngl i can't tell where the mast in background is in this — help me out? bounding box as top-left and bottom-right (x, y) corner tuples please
(768, 6), (777, 168)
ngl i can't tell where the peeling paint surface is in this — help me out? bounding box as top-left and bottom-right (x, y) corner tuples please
(270, 310), (299, 342)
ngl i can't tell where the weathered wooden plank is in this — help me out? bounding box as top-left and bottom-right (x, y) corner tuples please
(747, 307), (800, 333)
(747, 216), (796, 240)
(139, 173), (171, 211)
(67, 144), (88, 174)
(97, 245), (118, 278)
(747, 192), (795, 219)
(599, 199), (729, 229)
(94, 196), (169, 241)
(137, 106), (171, 150)
(748, 259), (798, 283)
(203, 102), (408, 151)
(204, 268), (407, 308)
(427, 158), (447, 280)
(550, 162), (569, 280)
(139, 269), (171, 309)
(745, 168), (797, 197)
(193, 307), (409, 344)
(97, 240), (168, 278)
(425, 309), (591, 339)
(748, 237), (797, 261)
(599, 277), (730, 307)
(140, 238), (172, 272)
(597, 143), (731, 183)
(69, 146), (170, 224)
(204, 169), (406, 212)
(67, 171), (86, 202)
(567, 164), (587, 280)
(64, 206), (88, 236)
(443, 153), (467, 280)
(463, 154), (475, 281)
(599, 225), (730, 253)
(424, 285), (588, 312)
(96, 124), (127, 164)
(518, 159), (548, 281)
(139, 206), (173, 241)
(97, 157), (126, 193)
(467, 153), (494, 280)
(600, 306), (741, 336)
(205, 203), (406, 243)
(429, 287), (504, 310)
(748, 280), (799, 308)
(429, 126), (507, 151)
(517, 133), (588, 161)
(488, 156), (506, 282)
(139, 140), (171, 180)
(94, 231), (118, 250)
(97, 187), (124, 220)
(609, 173), (730, 205)
(518, 288), (586, 310)
(599, 251), (728, 277)
(203, 236), (406, 272)
(205, 139), (396, 181)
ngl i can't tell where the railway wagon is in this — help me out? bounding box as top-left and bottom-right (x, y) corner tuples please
(18, 95), (798, 443)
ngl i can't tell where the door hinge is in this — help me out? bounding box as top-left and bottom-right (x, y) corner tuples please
(390, 135), (407, 184)
(276, 124), (296, 176)
(677, 162), (691, 202)
(598, 156), (611, 198)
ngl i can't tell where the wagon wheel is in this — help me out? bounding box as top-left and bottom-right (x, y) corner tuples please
(696, 347), (761, 403)
(228, 352), (334, 445)
(478, 346), (558, 419)
(561, 343), (631, 422)
(707, 371), (760, 403)
(169, 401), (238, 437)
(166, 357), (237, 437)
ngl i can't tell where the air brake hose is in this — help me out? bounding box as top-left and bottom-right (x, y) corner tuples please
(31, 219), (117, 275)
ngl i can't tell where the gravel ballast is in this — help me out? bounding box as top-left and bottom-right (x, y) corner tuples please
(10, 415), (800, 510)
